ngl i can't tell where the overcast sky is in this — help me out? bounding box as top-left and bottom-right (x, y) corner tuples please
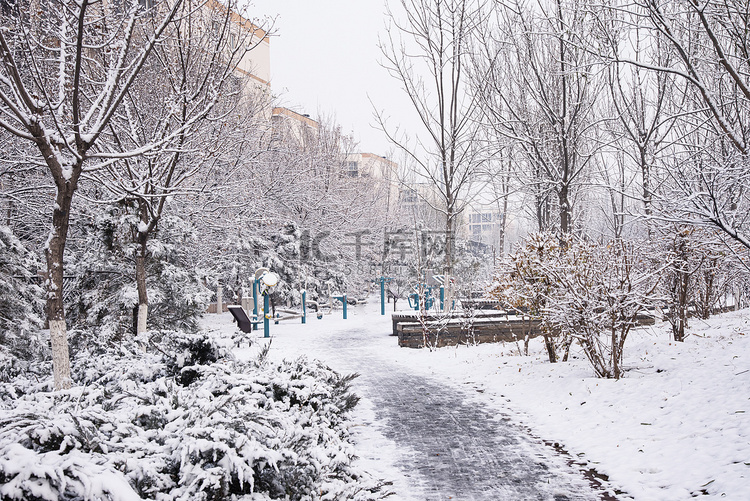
(250, 0), (412, 157)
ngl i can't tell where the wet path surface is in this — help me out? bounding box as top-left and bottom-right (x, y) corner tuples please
(317, 326), (608, 501)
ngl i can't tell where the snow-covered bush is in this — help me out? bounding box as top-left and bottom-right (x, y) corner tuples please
(490, 232), (567, 362)
(491, 233), (661, 378)
(657, 225), (750, 341)
(0, 329), (385, 500)
(0, 225), (45, 381)
(541, 239), (661, 379)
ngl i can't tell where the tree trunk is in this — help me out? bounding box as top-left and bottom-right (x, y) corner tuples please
(137, 304), (148, 336)
(135, 252), (148, 335)
(46, 181), (76, 390)
(612, 327), (620, 380)
(444, 210), (454, 312)
(559, 183), (570, 235)
(640, 147), (653, 240)
(543, 333), (557, 363)
(49, 320), (71, 390)
(498, 191), (509, 255)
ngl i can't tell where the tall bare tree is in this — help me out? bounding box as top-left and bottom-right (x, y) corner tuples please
(613, 0), (750, 249)
(378, 0), (489, 307)
(478, 0), (604, 236)
(601, 11), (679, 239)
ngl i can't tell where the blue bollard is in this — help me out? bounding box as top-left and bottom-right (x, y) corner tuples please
(332, 294), (348, 319)
(302, 290), (307, 324)
(375, 276), (393, 315)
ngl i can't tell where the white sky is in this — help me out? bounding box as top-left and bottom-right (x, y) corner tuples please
(250, 0), (412, 157)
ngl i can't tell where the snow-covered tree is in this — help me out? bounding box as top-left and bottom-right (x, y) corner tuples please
(610, 0), (750, 250)
(196, 112), (389, 305)
(0, 0), (186, 389)
(596, 4), (680, 240)
(477, 0), (604, 236)
(67, 207), (211, 341)
(86, 0), (271, 335)
(0, 225), (44, 380)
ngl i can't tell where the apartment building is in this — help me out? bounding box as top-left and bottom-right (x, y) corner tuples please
(464, 207), (505, 250)
(343, 153), (395, 179)
(344, 153), (399, 208)
(269, 107), (320, 149)
(220, 3), (271, 90)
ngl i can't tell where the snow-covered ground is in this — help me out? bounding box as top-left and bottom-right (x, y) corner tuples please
(205, 300), (750, 500)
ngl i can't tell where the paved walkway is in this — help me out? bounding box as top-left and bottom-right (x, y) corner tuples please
(315, 324), (614, 501)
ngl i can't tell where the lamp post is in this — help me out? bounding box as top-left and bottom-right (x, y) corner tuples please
(255, 268), (278, 338)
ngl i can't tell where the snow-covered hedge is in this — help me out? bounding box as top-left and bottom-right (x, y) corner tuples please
(0, 331), (385, 500)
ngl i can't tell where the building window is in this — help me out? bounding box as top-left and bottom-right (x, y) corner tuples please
(482, 213), (492, 223)
(345, 161), (358, 177)
(400, 189), (418, 204)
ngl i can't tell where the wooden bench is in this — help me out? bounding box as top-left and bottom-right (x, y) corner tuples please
(396, 317), (542, 348)
(391, 310), (513, 336)
(395, 310), (658, 348)
(228, 305), (253, 333)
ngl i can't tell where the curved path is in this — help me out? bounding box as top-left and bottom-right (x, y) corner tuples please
(310, 323), (614, 501)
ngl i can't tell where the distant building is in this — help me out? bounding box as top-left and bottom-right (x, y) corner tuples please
(397, 182), (445, 231)
(270, 107), (320, 147)
(464, 207), (504, 250)
(197, 0), (271, 104)
(227, 11), (271, 89)
(344, 153), (399, 209)
(343, 153), (394, 179)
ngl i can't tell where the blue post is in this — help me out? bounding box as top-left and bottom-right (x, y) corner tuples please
(263, 293), (270, 338)
(440, 286), (445, 310)
(252, 279), (259, 319)
(302, 290), (307, 324)
(380, 277), (386, 316)
(333, 294), (348, 319)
